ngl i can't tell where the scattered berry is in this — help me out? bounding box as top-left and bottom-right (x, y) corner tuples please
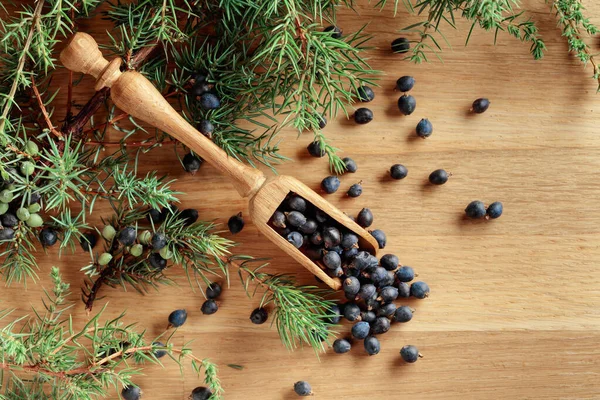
(138, 230), (152, 245)
(487, 201), (503, 219)
(323, 251), (342, 270)
(372, 317), (391, 334)
(370, 229), (386, 249)
(299, 219), (318, 234)
(26, 213), (43, 228)
(148, 252), (167, 270)
(327, 304), (342, 324)
(228, 212), (245, 234)
(394, 306), (413, 322)
(270, 210), (286, 228)
(121, 386), (141, 400)
(20, 161), (35, 176)
(471, 98), (490, 114)
(129, 244), (144, 257)
(98, 252), (113, 266)
(0, 228), (15, 241)
(429, 169), (449, 185)
(377, 302), (397, 318)
(179, 208), (199, 226)
(16, 207), (30, 222)
(168, 309), (187, 328)
(398, 94), (416, 115)
(465, 200), (486, 219)
(343, 276), (361, 297)
(395, 266), (415, 282)
(324, 25), (343, 39)
(0, 189), (13, 203)
(206, 282), (222, 299)
(317, 114), (327, 129)
(27, 203), (41, 213)
(333, 338), (351, 354)
(323, 226), (341, 248)
(25, 140), (39, 156)
(390, 164), (408, 180)
(354, 108), (373, 124)
(199, 93), (221, 110)
(146, 208), (164, 224)
(197, 120), (214, 137)
(357, 283), (377, 301)
(250, 307), (268, 324)
(351, 321), (371, 339)
(286, 231), (303, 248)
(361, 310), (377, 324)
(117, 227), (136, 246)
(191, 386), (213, 400)
(151, 232), (167, 250)
(102, 225), (116, 240)
(356, 208), (373, 228)
(343, 303), (361, 322)
(347, 182), (363, 198)
(391, 37), (410, 53)
(183, 153), (203, 174)
(321, 176), (341, 194)
(159, 246), (173, 260)
(0, 203), (8, 215)
(400, 345), (421, 363)
(343, 157), (357, 173)
(380, 254), (399, 271)
(410, 281), (430, 299)
(294, 381), (313, 397)
(397, 282), (410, 298)
(307, 141), (326, 157)
(287, 195), (307, 213)
(416, 118), (433, 138)
(396, 76), (415, 92)
(378, 286), (399, 303)
(286, 211), (307, 228)
(201, 299), (219, 315)
(39, 228), (58, 247)
(356, 86), (375, 102)
(364, 335), (381, 355)
(340, 233), (358, 249)
(152, 341), (167, 358)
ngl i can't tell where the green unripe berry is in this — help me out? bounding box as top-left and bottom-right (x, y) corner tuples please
(129, 243), (144, 257)
(26, 213), (44, 227)
(102, 225), (116, 240)
(0, 190), (14, 203)
(20, 161), (35, 176)
(159, 246), (173, 260)
(16, 207), (30, 222)
(98, 253), (113, 266)
(0, 203), (8, 215)
(138, 230), (152, 245)
(25, 140), (39, 156)
(28, 203), (41, 213)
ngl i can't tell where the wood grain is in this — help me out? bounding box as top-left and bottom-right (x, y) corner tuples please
(2, 1), (600, 399)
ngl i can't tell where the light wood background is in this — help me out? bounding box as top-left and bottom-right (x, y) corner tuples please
(2, 1), (600, 399)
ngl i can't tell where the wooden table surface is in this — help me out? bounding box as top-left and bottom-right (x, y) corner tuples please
(3, 1), (600, 399)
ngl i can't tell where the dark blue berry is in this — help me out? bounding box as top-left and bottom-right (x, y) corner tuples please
(121, 386), (141, 400)
(317, 114), (327, 129)
(487, 201), (503, 219)
(191, 81), (212, 97)
(228, 212), (244, 234)
(352, 321), (370, 339)
(357, 283), (376, 301)
(250, 307), (268, 324)
(391, 37), (410, 53)
(147, 208), (164, 224)
(179, 208), (199, 226)
(326, 304), (341, 324)
(321, 176), (340, 194)
(151, 232), (167, 250)
(333, 338), (351, 353)
(197, 120), (214, 137)
(395, 266), (415, 282)
(206, 282), (222, 299)
(340, 233), (358, 250)
(0, 228), (15, 241)
(294, 381), (312, 396)
(328, 266), (344, 277)
(378, 286), (399, 303)
(199, 93), (220, 110)
(309, 231), (323, 246)
(342, 247), (358, 261)
(398, 94), (416, 115)
(117, 227), (136, 246)
(370, 229), (386, 249)
(429, 169), (449, 185)
(39, 227), (58, 247)
(400, 345), (420, 363)
(80, 231), (97, 251)
(394, 305), (413, 322)
(299, 219), (318, 234)
(153, 341), (167, 358)
(361, 310), (377, 324)
(472, 98), (490, 114)
(148, 252), (167, 270)
(356, 86), (375, 102)
(201, 299), (218, 314)
(411, 281), (430, 299)
(396, 76), (415, 92)
(356, 208), (373, 228)
(390, 164), (408, 180)
(377, 302), (397, 318)
(372, 317), (391, 334)
(286, 231), (303, 248)
(323, 251), (341, 269)
(397, 282), (410, 298)
(343, 276), (360, 296)
(343, 303), (361, 322)
(270, 210), (286, 228)
(182, 152), (203, 174)
(168, 309), (187, 327)
(287, 195), (307, 212)
(364, 335), (381, 355)
(343, 157), (357, 173)
(347, 183), (362, 198)
(354, 108), (373, 124)
(465, 200), (486, 219)
(416, 118), (433, 138)
(305, 246), (323, 261)
(368, 267), (388, 286)
(380, 254), (399, 271)
(307, 141), (326, 157)
(191, 386), (213, 400)
(349, 251), (370, 271)
(286, 211), (306, 228)
(324, 25), (342, 38)
(323, 226), (341, 249)
(1, 213), (17, 228)
(315, 209), (328, 223)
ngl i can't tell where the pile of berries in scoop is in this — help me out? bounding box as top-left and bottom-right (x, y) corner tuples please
(269, 193), (430, 356)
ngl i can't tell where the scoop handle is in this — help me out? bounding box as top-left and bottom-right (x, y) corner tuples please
(60, 32), (266, 198)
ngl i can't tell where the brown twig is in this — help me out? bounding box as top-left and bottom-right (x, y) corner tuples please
(82, 112), (129, 136)
(31, 75), (63, 138)
(85, 138), (175, 148)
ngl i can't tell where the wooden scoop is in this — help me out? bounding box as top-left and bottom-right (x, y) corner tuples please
(60, 32), (378, 290)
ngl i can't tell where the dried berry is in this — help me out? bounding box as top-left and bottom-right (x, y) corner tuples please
(321, 176), (340, 194)
(378, 286), (399, 303)
(391, 37), (410, 53)
(343, 303), (361, 322)
(354, 107), (373, 124)
(0, 228), (15, 241)
(356, 208), (373, 228)
(429, 169), (449, 185)
(356, 86), (375, 102)
(471, 98), (490, 114)
(287, 195), (307, 213)
(327, 304), (342, 324)
(299, 219), (318, 234)
(377, 303), (397, 318)
(364, 335), (381, 356)
(201, 299), (219, 315)
(380, 254), (399, 271)
(39, 227), (58, 247)
(357, 283), (376, 300)
(395, 266), (415, 282)
(323, 226), (341, 248)
(307, 141), (326, 157)
(228, 212), (245, 234)
(396, 76), (415, 92)
(361, 310), (377, 324)
(347, 182), (363, 198)
(323, 251), (342, 270)
(286, 211), (307, 228)
(199, 93), (221, 110)
(398, 94), (416, 115)
(351, 321), (371, 339)
(372, 317), (391, 334)
(309, 231), (323, 246)
(343, 157), (358, 173)
(342, 247), (358, 261)
(390, 164), (408, 180)
(286, 231), (304, 248)
(397, 282), (410, 298)
(294, 381), (313, 397)
(168, 309), (187, 328)
(465, 200), (486, 219)
(206, 282), (222, 299)
(250, 307), (268, 324)
(400, 345), (420, 363)
(394, 306), (413, 322)
(370, 229), (386, 249)
(487, 201), (503, 219)
(0, 213), (17, 228)
(324, 25), (342, 38)
(416, 118), (433, 138)
(270, 210), (286, 228)
(117, 227), (136, 246)
(182, 153), (203, 174)
(410, 281), (430, 299)
(343, 276), (361, 297)
(333, 338), (351, 354)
